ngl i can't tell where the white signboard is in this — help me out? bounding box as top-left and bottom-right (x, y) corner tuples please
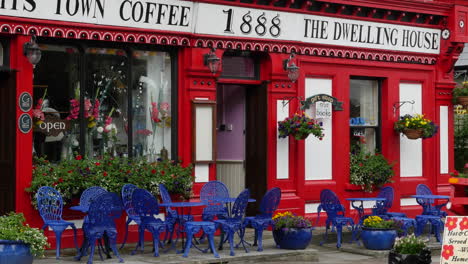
(440, 216), (468, 264)
(0, 1), (441, 54)
(315, 102), (332, 119)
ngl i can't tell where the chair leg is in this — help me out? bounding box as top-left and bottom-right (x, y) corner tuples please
(320, 225), (329, 246)
(256, 228), (264, 252)
(182, 231), (193, 258)
(53, 229), (64, 259)
(69, 224), (79, 251)
(336, 225), (343, 248)
(152, 231), (161, 257)
(110, 240), (124, 263)
(253, 229), (258, 246)
(218, 230), (225, 251)
(132, 226), (145, 255)
(120, 219), (131, 249)
(207, 232), (220, 258)
(415, 218), (427, 237)
(87, 238), (97, 264)
(228, 232), (235, 256)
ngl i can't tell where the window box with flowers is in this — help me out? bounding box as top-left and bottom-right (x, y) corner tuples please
(278, 112), (324, 140)
(361, 216), (399, 250)
(272, 211), (313, 250)
(394, 114), (438, 140)
(26, 154), (194, 209)
(388, 234), (431, 264)
(350, 145), (395, 193)
(453, 81), (468, 107)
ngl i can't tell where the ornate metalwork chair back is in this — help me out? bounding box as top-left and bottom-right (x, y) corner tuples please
(80, 186), (107, 209)
(201, 181), (230, 218)
(374, 186), (394, 215)
(121, 183), (138, 218)
(319, 189), (345, 219)
(231, 189), (250, 221)
(87, 192), (123, 225)
(416, 184), (434, 212)
(259, 187), (281, 217)
(36, 186), (64, 221)
(132, 188), (160, 217)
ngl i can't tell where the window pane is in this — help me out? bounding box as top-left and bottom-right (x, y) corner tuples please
(350, 79), (379, 153)
(33, 45), (80, 162)
(85, 48), (128, 158)
(132, 50), (172, 161)
(350, 80), (378, 126)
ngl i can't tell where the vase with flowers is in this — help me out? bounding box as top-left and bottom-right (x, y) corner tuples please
(388, 234), (431, 264)
(394, 114), (438, 140)
(361, 215), (398, 250)
(272, 211), (313, 249)
(278, 112), (324, 140)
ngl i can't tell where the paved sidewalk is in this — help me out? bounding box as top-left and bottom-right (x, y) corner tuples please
(34, 228), (442, 264)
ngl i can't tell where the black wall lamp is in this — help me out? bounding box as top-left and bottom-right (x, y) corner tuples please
(283, 52), (300, 83)
(23, 35), (41, 68)
(203, 47), (221, 74)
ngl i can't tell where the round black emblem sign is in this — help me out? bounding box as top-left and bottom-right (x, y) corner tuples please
(18, 113), (32, 134)
(18, 92), (33, 112)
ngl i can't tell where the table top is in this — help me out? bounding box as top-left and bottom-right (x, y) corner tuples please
(346, 197), (386, 202)
(69, 205), (88, 213)
(160, 201), (207, 207)
(211, 197), (257, 203)
(410, 194), (450, 199)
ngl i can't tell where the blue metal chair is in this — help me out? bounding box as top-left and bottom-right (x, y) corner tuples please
(183, 221), (219, 258)
(243, 187), (281, 251)
(120, 184), (140, 250)
(416, 184), (448, 217)
(131, 188), (168, 257)
(317, 189), (356, 248)
(200, 181), (230, 221)
(158, 183), (193, 243)
(76, 192), (124, 264)
(214, 189), (250, 256)
(80, 186), (108, 210)
(36, 186), (78, 259)
(372, 186), (407, 218)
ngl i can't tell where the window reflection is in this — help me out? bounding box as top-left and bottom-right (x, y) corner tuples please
(132, 50), (172, 161)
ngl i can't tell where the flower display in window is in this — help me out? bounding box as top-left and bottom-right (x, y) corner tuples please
(32, 98), (45, 126)
(278, 112), (324, 140)
(159, 102), (171, 128)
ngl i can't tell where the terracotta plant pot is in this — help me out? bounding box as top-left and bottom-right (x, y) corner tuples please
(457, 96), (468, 106)
(403, 129), (423, 140)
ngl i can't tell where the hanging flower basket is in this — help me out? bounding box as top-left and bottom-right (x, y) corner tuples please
(394, 114), (438, 140)
(402, 128), (423, 140)
(278, 112), (324, 141)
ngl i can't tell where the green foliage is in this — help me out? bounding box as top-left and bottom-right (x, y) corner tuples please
(27, 154), (194, 206)
(394, 234), (428, 255)
(0, 212), (49, 257)
(454, 114), (468, 171)
(278, 112), (324, 140)
(453, 82), (468, 102)
(350, 145), (395, 192)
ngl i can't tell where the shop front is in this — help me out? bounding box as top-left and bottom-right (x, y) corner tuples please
(1, 0), (468, 247)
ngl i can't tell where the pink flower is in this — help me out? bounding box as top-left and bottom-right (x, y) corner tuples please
(67, 99), (80, 120)
(150, 102), (161, 123)
(160, 102), (170, 111)
(84, 99), (92, 118)
(32, 109), (44, 121)
(92, 99), (100, 120)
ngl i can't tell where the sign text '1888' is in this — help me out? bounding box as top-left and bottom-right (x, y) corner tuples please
(222, 8), (281, 38)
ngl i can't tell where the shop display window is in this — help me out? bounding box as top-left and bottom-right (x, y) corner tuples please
(349, 79), (380, 153)
(33, 44), (174, 162)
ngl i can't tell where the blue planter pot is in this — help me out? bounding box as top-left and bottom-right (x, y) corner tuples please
(273, 228), (313, 249)
(0, 240), (33, 264)
(361, 228), (397, 250)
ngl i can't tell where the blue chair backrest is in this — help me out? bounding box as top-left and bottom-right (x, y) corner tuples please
(132, 188), (160, 217)
(200, 181), (230, 214)
(80, 186), (107, 208)
(87, 192), (123, 225)
(319, 189), (345, 219)
(416, 184), (434, 211)
(231, 189), (250, 221)
(121, 184), (138, 219)
(36, 186), (64, 222)
(259, 187), (281, 217)
(375, 186), (394, 214)
(159, 183), (171, 203)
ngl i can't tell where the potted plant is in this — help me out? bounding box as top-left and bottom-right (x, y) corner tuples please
(272, 211), (313, 249)
(388, 234), (431, 264)
(350, 145), (395, 193)
(360, 216), (398, 250)
(394, 114), (438, 140)
(453, 81), (468, 106)
(278, 112), (324, 140)
(0, 212), (49, 263)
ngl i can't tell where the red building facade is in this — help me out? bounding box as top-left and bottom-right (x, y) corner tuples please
(1, 0), (468, 247)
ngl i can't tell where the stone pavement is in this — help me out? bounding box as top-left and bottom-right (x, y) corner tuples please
(34, 228), (442, 264)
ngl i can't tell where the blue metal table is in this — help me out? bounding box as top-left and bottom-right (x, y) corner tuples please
(346, 197), (386, 223)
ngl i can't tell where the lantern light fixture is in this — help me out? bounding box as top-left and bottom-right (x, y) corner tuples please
(283, 52), (300, 83)
(203, 47), (221, 74)
(23, 35), (42, 68)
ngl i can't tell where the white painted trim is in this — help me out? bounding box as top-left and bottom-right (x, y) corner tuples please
(349, 201), (376, 210)
(305, 78), (332, 181)
(399, 83), (423, 177)
(195, 164), (209, 182)
(277, 100), (289, 180)
(400, 198), (418, 206)
(305, 203), (321, 214)
(440, 106), (449, 174)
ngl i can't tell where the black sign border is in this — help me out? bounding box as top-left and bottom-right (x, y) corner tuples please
(18, 92), (33, 112)
(18, 113), (32, 134)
